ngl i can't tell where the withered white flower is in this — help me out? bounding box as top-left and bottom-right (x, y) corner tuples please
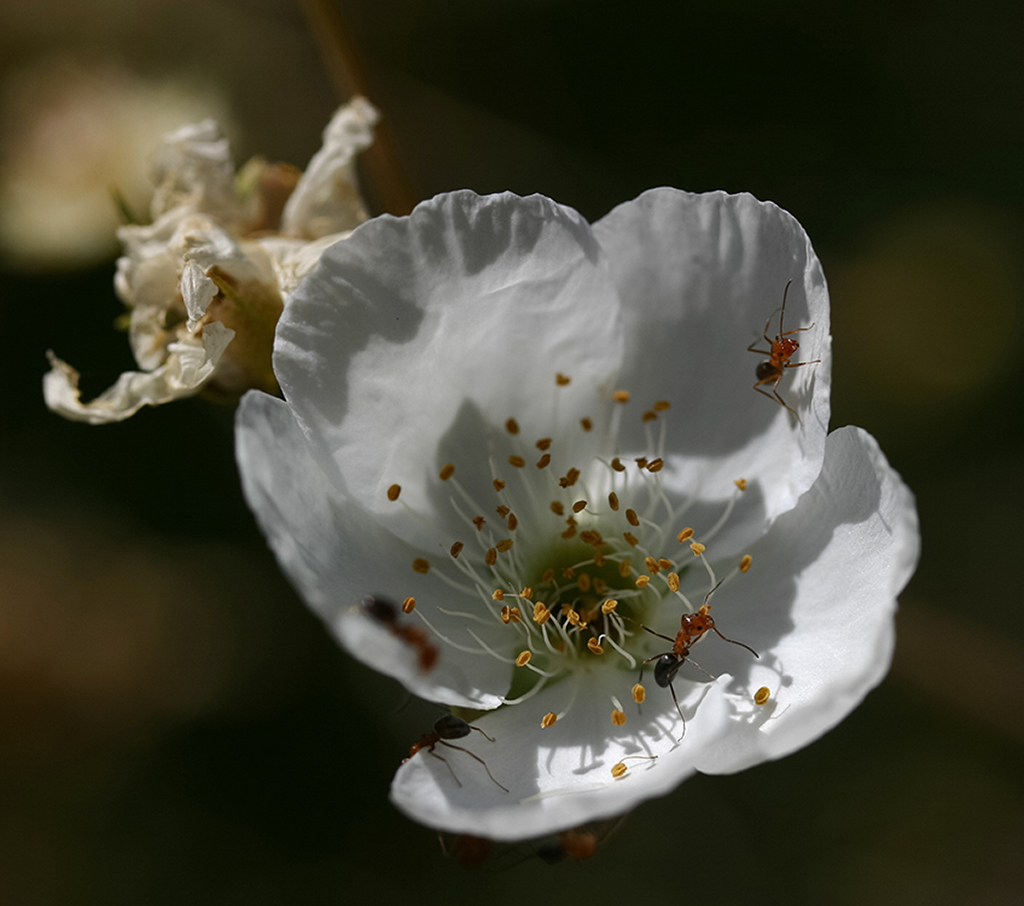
(235, 189), (919, 841)
(44, 97), (379, 424)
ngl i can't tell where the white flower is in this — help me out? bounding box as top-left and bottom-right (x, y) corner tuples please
(44, 97), (379, 424)
(235, 189), (920, 841)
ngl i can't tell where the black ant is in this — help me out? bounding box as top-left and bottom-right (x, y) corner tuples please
(360, 594), (438, 670)
(637, 588), (758, 738)
(747, 280), (820, 421)
(404, 715), (509, 792)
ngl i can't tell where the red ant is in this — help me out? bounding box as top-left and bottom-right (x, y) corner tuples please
(404, 714), (509, 792)
(638, 587), (758, 737)
(360, 594), (438, 670)
(747, 280), (820, 421)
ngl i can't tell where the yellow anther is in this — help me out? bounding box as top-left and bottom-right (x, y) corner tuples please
(515, 650), (532, 667)
(593, 553), (606, 568)
(500, 605), (512, 622)
(601, 599), (618, 614)
(613, 390), (631, 403)
(387, 484), (401, 501)
(496, 504), (510, 518)
(485, 548), (497, 566)
(625, 508), (640, 527)
(632, 683), (646, 704)
(508, 455), (526, 468)
(653, 400), (671, 412)
(635, 575), (651, 588)
(577, 573), (591, 592)
(559, 468), (581, 488)
(492, 589), (505, 601)
(735, 478), (747, 491)
(402, 597), (416, 613)
(412, 558), (430, 574)
(566, 608), (580, 626)
(647, 458), (664, 472)
(493, 479), (506, 491)
(580, 529), (603, 546)
(677, 527), (694, 543)
(624, 532), (639, 547)
(754, 686), (771, 705)
(541, 568), (555, 584)
(611, 762), (628, 778)
(536, 453), (551, 469)
(496, 539), (514, 553)
(519, 586), (533, 601)
(533, 602), (551, 624)
(593, 578), (608, 595)
(439, 463), (455, 481)
(508, 607), (522, 623)
(658, 558), (672, 571)
(611, 709), (627, 727)
(536, 437), (552, 451)
(572, 500), (588, 513)
(740, 554), (753, 573)
(608, 492), (620, 511)
(555, 372), (571, 386)
(587, 638), (605, 655)
(642, 410), (658, 422)
(561, 524), (577, 539)
(541, 712), (558, 728)
(667, 572), (680, 592)
(550, 500), (565, 516)
(450, 541), (464, 558)
(505, 418), (520, 435)
(508, 513), (518, 530)
(618, 559), (632, 577)
(472, 516), (486, 531)
(611, 457), (626, 472)
(580, 417), (593, 431)
(690, 542), (706, 556)
(644, 556), (660, 574)
(562, 566), (576, 579)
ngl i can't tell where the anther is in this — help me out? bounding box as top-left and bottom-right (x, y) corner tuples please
(618, 559), (632, 577)
(559, 468), (581, 488)
(505, 418), (520, 435)
(536, 438), (552, 451)
(677, 527), (694, 543)
(653, 400), (671, 412)
(472, 516), (486, 531)
(508, 513), (518, 530)
(492, 589), (505, 601)
(611, 709), (627, 727)
(578, 573), (591, 592)
(613, 390), (631, 403)
(541, 712), (558, 728)
(402, 597), (416, 613)
(658, 559), (672, 571)
(611, 457), (626, 472)
(642, 411), (657, 422)
(485, 548), (497, 566)
(608, 492), (620, 511)
(493, 479), (506, 492)
(566, 608), (580, 626)
(520, 586), (533, 600)
(387, 484), (401, 501)
(735, 478), (747, 491)
(601, 599), (618, 614)
(580, 417), (593, 431)
(579, 530), (602, 546)
(439, 463), (455, 481)
(690, 542), (706, 556)
(556, 373), (571, 386)
(667, 572), (680, 592)
(450, 542), (464, 558)
(572, 500), (588, 513)
(644, 556), (660, 574)
(496, 505), (510, 518)
(635, 575), (651, 588)
(561, 524), (577, 539)
(533, 602), (551, 624)
(625, 509), (640, 527)
(624, 532), (639, 547)
(611, 762), (628, 778)
(413, 558), (430, 574)
(542, 568), (554, 584)
(508, 455), (525, 468)
(593, 553), (606, 568)
(536, 454), (551, 469)
(647, 458), (664, 473)
(632, 683), (646, 704)
(515, 650), (532, 667)
(587, 638), (604, 655)
(508, 607), (522, 623)
(562, 567), (576, 579)
(754, 687), (771, 705)
(740, 555), (753, 573)
(496, 539), (514, 553)
(550, 501), (565, 516)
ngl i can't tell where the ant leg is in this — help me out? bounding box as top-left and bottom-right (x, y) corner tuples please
(779, 322), (815, 338)
(783, 358), (822, 369)
(428, 747), (463, 787)
(667, 680), (687, 742)
(439, 741), (509, 793)
(770, 386), (802, 423)
(685, 656), (717, 681)
(710, 627), (760, 658)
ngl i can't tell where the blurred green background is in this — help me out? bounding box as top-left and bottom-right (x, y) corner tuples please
(1, 0), (1022, 902)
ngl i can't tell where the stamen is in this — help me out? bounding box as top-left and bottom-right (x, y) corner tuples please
(611, 709), (627, 726)
(402, 597), (416, 613)
(635, 575), (651, 588)
(611, 457), (626, 472)
(520, 586), (533, 600)
(653, 400), (671, 412)
(601, 599), (618, 614)
(550, 501), (565, 516)
(632, 683), (646, 704)
(572, 500), (588, 513)
(485, 548), (497, 566)
(505, 418), (520, 435)
(754, 687), (771, 705)
(613, 390), (631, 403)
(541, 712), (558, 728)
(509, 455), (526, 468)
(516, 650), (532, 667)
(450, 542), (464, 558)
(536, 438), (552, 450)
(618, 559), (632, 577)
(496, 539), (514, 553)
(413, 558), (430, 574)
(677, 527), (694, 543)
(587, 638), (604, 655)
(740, 554), (753, 573)
(580, 417), (593, 431)
(472, 516), (486, 531)
(644, 556), (660, 575)
(611, 762), (628, 778)
(387, 484), (402, 501)
(608, 492), (620, 511)
(508, 513), (518, 530)
(439, 463), (455, 481)
(601, 633), (637, 669)
(556, 373), (571, 386)
(642, 410), (657, 423)
(666, 572), (680, 592)
(624, 532), (639, 547)
(493, 479), (506, 492)
(647, 458), (664, 473)
(536, 454), (551, 469)
(626, 509), (640, 526)
(533, 602), (551, 624)
(690, 541), (706, 556)
(735, 478), (747, 491)
(492, 589), (505, 601)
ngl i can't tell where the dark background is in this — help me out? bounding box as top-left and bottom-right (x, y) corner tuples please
(1, 0), (1022, 902)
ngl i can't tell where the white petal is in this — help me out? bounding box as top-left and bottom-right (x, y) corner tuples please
(148, 118), (236, 221)
(593, 189), (832, 551)
(690, 426), (919, 774)
(181, 259), (217, 331)
(235, 391), (511, 709)
(281, 97), (378, 239)
(274, 191), (626, 551)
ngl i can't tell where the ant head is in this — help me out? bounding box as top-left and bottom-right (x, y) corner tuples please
(775, 336), (800, 356)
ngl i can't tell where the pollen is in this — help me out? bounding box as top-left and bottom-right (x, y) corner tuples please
(611, 457), (625, 472)
(556, 373), (572, 386)
(625, 509), (640, 527)
(485, 548), (497, 566)
(536, 453), (551, 469)
(735, 478), (747, 491)
(509, 455), (526, 468)
(536, 438), (552, 451)
(647, 458), (664, 473)
(580, 417), (593, 431)
(587, 638), (604, 655)
(667, 572), (680, 592)
(677, 527), (694, 543)
(515, 650), (532, 667)
(632, 683), (646, 704)
(402, 597), (416, 613)
(387, 484), (401, 501)
(754, 686), (771, 705)
(611, 709), (627, 727)
(439, 463), (455, 481)
(550, 501), (565, 516)
(690, 542), (706, 556)
(493, 479), (506, 492)
(653, 400), (671, 412)
(508, 513), (518, 530)
(740, 554), (753, 573)
(613, 390), (631, 403)
(611, 762), (628, 778)
(624, 532), (639, 547)
(496, 539), (514, 553)
(572, 500), (588, 513)
(608, 492), (620, 511)
(505, 418), (520, 435)
(601, 598), (618, 614)
(450, 541), (464, 558)
(412, 558), (430, 574)
(541, 712), (558, 728)
(635, 575), (651, 588)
